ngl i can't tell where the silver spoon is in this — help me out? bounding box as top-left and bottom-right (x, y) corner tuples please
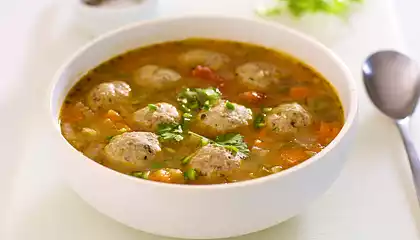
(363, 50), (420, 202)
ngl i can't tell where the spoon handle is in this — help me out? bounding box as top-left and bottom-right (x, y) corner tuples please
(396, 118), (420, 203)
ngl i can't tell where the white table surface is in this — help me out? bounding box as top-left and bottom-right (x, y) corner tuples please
(2, 0), (420, 239)
(395, 0), (420, 65)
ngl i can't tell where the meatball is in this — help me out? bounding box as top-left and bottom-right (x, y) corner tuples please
(235, 62), (283, 90)
(266, 103), (312, 134)
(189, 145), (246, 176)
(104, 132), (161, 167)
(86, 81), (131, 111)
(132, 103), (181, 131)
(133, 65), (181, 89)
(197, 100), (252, 136)
(179, 49), (230, 70)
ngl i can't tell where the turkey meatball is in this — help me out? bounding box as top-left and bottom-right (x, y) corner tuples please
(235, 62), (283, 90)
(104, 132), (161, 167)
(179, 49), (230, 70)
(132, 103), (181, 131)
(266, 103), (312, 134)
(189, 145), (246, 176)
(134, 65), (181, 89)
(86, 81), (131, 111)
(197, 100), (252, 136)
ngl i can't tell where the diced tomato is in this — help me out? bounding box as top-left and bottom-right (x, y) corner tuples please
(239, 91), (267, 103)
(192, 65), (224, 83)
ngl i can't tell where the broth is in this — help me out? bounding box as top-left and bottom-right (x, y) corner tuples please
(60, 39), (344, 185)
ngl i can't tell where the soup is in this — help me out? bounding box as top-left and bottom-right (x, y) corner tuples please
(60, 39), (343, 185)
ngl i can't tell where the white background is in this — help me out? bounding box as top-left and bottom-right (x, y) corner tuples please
(1, 0), (420, 239)
(396, 1), (420, 64)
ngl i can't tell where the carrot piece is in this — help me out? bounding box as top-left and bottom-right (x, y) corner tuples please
(106, 109), (123, 122)
(149, 169), (185, 184)
(239, 91), (267, 103)
(318, 121), (330, 135)
(148, 169), (171, 183)
(290, 86), (310, 99)
(318, 121), (341, 145)
(280, 149), (309, 165)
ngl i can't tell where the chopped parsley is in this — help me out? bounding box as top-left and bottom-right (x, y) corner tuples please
(181, 112), (193, 130)
(157, 123), (184, 142)
(253, 113), (266, 129)
(148, 104), (158, 111)
(184, 168), (197, 180)
(200, 137), (210, 146)
(156, 123), (250, 157)
(224, 145), (239, 154)
(215, 133), (250, 156)
(225, 101), (235, 110)
(183, 113), (193, 119)
(181, 155), (193, 165)
(177, 87), (221, 112)
(131, 171), (150, 179)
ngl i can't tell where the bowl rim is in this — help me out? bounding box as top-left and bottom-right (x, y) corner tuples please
(49, 14), (358, 190)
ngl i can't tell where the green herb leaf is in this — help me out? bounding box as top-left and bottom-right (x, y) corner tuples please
(142, 171), (150, 179)
(131, 171), (150, 179)
(157, 123), (184, 142)
(184, 168), (197, 180)
(225, 101), (235, 110)
(106, 135), (115, 141)
(132, 172), (144, 178)
(181, 155), (193, 165)
(224, 145), (239, 154)
(183, 113), (193, 119)
(200, 137), (210, 146)
(257, 0), (363, 18)
(177, 87), (221, 113)
(148, 104), (158, 111)
(253, 113), (266, 129)
(215, 133), (250, 156)
(181, 112), (194, 131)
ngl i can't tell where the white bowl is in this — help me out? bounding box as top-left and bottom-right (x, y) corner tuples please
(49, 15), (358, 239)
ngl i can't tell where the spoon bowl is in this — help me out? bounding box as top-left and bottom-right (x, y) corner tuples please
(363, 50), (420, 203)
(363, 51), (420, 119)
